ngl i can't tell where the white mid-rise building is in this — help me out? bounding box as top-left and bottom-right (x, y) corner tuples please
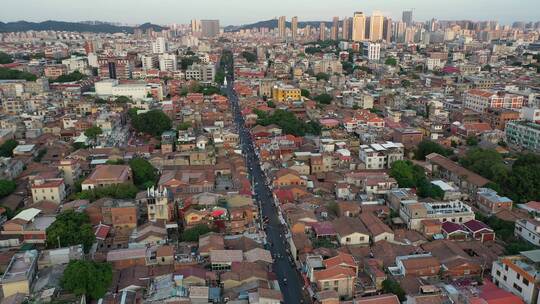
(492, 250), (540, 304)
(152, 37), (168, 54)
(362, 42), (380, 61)
(185, 64), (216, 82)
(141, 55), (158, 70)
(158, 53), (177, 72)
(95, 79), (150, 100)
(515, 219), (540, 246)
(359, 141), (404, 169)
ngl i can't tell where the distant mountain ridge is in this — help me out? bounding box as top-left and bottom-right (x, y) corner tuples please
(224, 19), (329, 32)
(0, 20), (166, 33)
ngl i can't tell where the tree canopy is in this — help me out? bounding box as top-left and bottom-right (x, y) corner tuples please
(61, 260), (112, 300)
(384, 57), (398, 66)
(0, 180), (16, 198)
(0, 139), (18, 157)
(381, 279), (406, 301)
(71, 183), (139, 202)
(241, 51), (257, 63)
(300, 89), (310, 98)
(84, 125), (103, 140)
(254, 109), (321, 136)
(177, 121), (192, 131)
(181, 224), (213, 242)
(0, 67), (37, 81)
(313, 93), (333, 105)
(52, 71), (86, 83)
(390, 160), (444, 200)
(0, 52), (13, 64)
(315, 72), (330, 81)
(461, 150), (540, 204)
(414, 140), (453, 160)
(129, 158), (157, 189)
(131, 109), (172, 137)
(46, 210), (95, 252)
(114, 96), (132, 104)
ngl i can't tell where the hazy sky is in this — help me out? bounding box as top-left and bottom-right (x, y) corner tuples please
(1, 0), (539, 26)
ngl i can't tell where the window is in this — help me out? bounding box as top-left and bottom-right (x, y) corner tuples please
(346, 237), (351, 243)
(523, 278), (529, 286)
(517, 273), (520, 280)
(496, 270), (501, 276)
(513, 283), (522, 293)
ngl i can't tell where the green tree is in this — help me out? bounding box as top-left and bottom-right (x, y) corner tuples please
(52, 71), (86, 83)
(0, 180), (16, 198)
(0, 52), (13, 64)
(129, 158), (157, 189)
(84, 126), (103, 140)
(315, 72), (330, 81)
(70, 183), (139, 202)
(459, 148), (508, 182)
(0, 67), (37, 81)
(390, 160), (443, 199)
(314, 93), (333, 105)
(255, 109), (321, 136)
(46, 210), (95, 252)
(326, 201), (340, 217)
(181, 224), (213, 242)
(177, 122), (192, 131)
(214, 70), (225, 84)
(266, 100), (276, 108)
(382, 279), (406, 301)
(241, 51), (257, 63)
(414, 140), (453, 160)
(401, 79), (411, 87)
(385, 57), (398, 66)
(301, 89), (310, 98)
(132, 109), (172, 137)
(114, 96), (132, 104)
(0, 139), (18, 157)
(466, 136), (479, 146)
(61, 260), (112, 300)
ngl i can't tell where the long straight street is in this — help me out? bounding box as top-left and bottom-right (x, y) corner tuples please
(225, 78), (308, 304)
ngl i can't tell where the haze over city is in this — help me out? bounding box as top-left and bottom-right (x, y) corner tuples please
(1, 0), (539, 25)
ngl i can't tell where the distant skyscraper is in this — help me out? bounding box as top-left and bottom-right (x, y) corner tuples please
(291, 16), (298, 41)
(191, 19), (201, 33)
(342, 17), (352, 40)
(369, 11), (384, 41)
(383, 18), (392, 42)
(402, 10), (413, 26)
(201, 20), (220, 38)
(278, 16), (287, 39)
(331, 17), (339, 41)
(319, 22), (326, 41)
(352, 12), (366, 42)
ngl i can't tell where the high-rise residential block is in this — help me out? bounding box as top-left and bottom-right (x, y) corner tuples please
(319, 22), (326, 41)
(352, 12), (366, 42)
(191, 19), (201, 33)
(342, 17), (352, 40)
(278, 16), (287, 39)
(291, 16), (298, 41)
(369, 11), (384, 41)
(383, 17), (392, 42)
(331, 17), (339, 41)
(201, 20), (220, 38)
(402, 10), (413, 26)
